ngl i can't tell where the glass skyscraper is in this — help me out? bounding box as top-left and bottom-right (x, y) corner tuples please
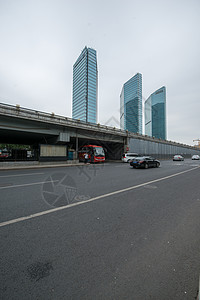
(145, 86), (166, 140)
(72, 46), (98, 123)
(120, 73), (142, 134)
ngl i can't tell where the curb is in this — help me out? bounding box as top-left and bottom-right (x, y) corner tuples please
(0, 160), (122, 171)
(0, 162), (86, 171)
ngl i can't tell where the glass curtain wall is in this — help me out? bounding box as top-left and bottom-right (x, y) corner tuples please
(145, 86), (166, 140)
(120, 73), (142, 134)
(72, 47), (97, 123)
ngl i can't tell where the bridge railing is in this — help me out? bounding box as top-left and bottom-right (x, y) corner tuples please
(0, 102), (127, 136)
(0, 102), (198, 150)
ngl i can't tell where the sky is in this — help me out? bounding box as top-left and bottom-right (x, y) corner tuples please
(0, 0), (200, 146)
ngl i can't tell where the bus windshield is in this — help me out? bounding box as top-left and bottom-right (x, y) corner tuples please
(94, 147), (105, 157)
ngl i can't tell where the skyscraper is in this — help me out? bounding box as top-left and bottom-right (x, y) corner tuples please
(145, 86), (166, 140)
(120, 73), (142, 134)
(72, 46), (98, 123)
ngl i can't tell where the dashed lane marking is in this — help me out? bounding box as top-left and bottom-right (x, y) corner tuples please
(0, 180), (59, 190)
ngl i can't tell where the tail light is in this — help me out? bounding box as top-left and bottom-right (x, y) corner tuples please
(139, 160), (144, 163)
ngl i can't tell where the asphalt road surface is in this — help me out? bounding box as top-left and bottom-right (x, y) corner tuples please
(0, 159), (200, 299)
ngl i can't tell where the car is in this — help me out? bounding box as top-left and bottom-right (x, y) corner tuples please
(173, 155), (184, 161)
(122, 153), (138, 163)
(130, 156), (160, 169)
(191, 155), (200, 160)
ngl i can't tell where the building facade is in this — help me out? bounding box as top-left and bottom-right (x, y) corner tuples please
(72, 46), (98, 123)
(145, 86), (166, 140)
(120, 73), (142, 134)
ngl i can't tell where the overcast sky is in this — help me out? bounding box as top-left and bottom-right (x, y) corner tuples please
(0, 0), (200, 146)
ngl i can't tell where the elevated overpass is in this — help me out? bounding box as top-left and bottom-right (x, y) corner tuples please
(0, 103), (128, 159)
(0, 103), (199, 160)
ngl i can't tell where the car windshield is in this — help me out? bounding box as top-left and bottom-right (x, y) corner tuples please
(134, 157), (145, 161)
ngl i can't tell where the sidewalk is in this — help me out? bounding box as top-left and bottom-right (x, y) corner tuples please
(0, 160), (122, 171)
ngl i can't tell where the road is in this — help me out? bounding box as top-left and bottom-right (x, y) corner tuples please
(0, 159), (200, 299)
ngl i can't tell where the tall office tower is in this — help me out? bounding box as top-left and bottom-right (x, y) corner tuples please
(145, 86), (166, 140)
(120, 73), (142, 133)
(72, 46), (98, 123)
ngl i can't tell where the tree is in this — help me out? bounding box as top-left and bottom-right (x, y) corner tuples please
(0, 144), (31, 150)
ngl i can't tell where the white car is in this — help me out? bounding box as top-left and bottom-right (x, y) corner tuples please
(192, 155), (200, 160)
(173, 155), (184, 161)
(122, 153), (138, 163)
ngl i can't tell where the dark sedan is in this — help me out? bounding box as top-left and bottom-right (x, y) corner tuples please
(130, 156), (160, 169)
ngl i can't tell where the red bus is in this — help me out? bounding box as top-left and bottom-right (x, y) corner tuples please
(78, 145), (105, 163)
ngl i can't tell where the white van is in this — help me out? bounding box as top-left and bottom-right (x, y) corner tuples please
(122, 153), (139, 163)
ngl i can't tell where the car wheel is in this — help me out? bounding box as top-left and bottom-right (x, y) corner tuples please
(144, 163), (148, 169)
(156, 162), (160, 168)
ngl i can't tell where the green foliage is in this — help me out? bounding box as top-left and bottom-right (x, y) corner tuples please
(0, 144), (31, 150)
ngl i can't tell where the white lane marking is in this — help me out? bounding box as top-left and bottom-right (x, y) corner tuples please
(0, 166), (199, 228)
(144, 185), (158, 189)
(0, 180), (59, 190)
(0, 172), (44, 178)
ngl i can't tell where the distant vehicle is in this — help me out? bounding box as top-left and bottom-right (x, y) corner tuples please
(173, 155), (184, 161)
(0, 149), (9, 158)
(130, 156), (160, 169)
(78, 145), (105, 163)
(122, 153), (138, 163)
(191, 155), (200, 160)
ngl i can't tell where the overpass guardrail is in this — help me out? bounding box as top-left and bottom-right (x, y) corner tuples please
(0, 102), (199, 151)
(0, 102), (127, 137)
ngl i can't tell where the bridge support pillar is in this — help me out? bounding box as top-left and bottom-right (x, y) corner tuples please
(124, 136), (129, 153)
